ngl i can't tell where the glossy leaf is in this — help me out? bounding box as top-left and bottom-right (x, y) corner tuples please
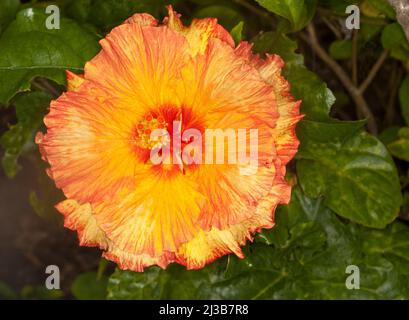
(108, 261), (226, 300)
(71, 272), (108, 300)
(296, 120), (402, 228)
(255, 0), (317, 32)
(381, 23), (409, 61)
(388, 127), (409, 161)
(0, 0), (19, 34)
(0, 8), (100, 103)
(230, 21), (244, 45)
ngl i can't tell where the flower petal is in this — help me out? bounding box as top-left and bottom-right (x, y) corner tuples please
(66, 70), (85, 92)
(56, 199), (110, 248)
(164, 5), (234, 55)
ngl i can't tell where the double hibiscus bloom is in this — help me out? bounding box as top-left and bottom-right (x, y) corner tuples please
(36, 6), (301, 272)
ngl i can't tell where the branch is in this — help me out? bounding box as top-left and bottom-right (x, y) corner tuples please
(322, 16), (342, 39)
(358, 50), (389, 94)
(302, 24), (378, 134)
(352, 29), (358, 86)
(31, 78), (60, 98)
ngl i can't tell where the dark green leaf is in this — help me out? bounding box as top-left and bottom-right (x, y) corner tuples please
(388, 127), (409, 161)
(329, 39), (353, 60)
(0, 8), (100, 103)
(381, 23), (409, 61)
(20, 285), (63, 300)
(378, 125), (400, 145)
(0, 281), (18, 299)
(108, 261), (226, 300)
(296, 120), (402, 228)
(364, 0), (396, 19)
(0, 0), (19, 34)
(230, 21), (244, 45)
(360, 23), (383, 44)
(72, 272), (108, 300)
(0, 91), (51, 177)
(255, 0), (317, 32)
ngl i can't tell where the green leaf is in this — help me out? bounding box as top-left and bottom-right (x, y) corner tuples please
(0, 8), (100, 103)
(360, 23), (383, 44)
(255, 0), (317, 32)
(400, 75), (409, 125)
(253, 32), (335, 120)
(0, 281), (18, 299)
(72, 272), (108, 300)
(329, 39), (353, 60)
(0, 91), (51, 177)
(388, 127), (409, 161)
(253, 31), (303, 66)
(381, 23), (409, 61)
(108, 189), (409, 299)
(20, 285), (64, 300)
(66, 0), (181, 31)
(0, 0), (19, 34)
(108, 261), (226, 300)
(296, 120), (402, 228)
(230, 21), (244, 45)
(378, 125), (400, 145)
(364, 0), (396, 19)
(255, 190), (409, 299)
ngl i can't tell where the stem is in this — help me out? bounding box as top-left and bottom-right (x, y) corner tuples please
(97, 258), (109, 281)
(302, 24), (378, 134)
(322, 16), (342, 39)
(358, 50), (389, 94)
(31, 78), (60, 98)
(352, 29), (359, 86)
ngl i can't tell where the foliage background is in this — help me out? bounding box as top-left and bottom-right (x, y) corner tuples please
(1, 0), (409, 299)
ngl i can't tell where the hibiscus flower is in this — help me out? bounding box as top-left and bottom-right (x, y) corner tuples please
(36, 6), (302, 271)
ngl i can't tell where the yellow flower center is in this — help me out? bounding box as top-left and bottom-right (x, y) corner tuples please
(134, 113), (169, 150)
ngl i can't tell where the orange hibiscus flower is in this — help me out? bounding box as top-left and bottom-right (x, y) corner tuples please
(36, 6), (302, 271)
